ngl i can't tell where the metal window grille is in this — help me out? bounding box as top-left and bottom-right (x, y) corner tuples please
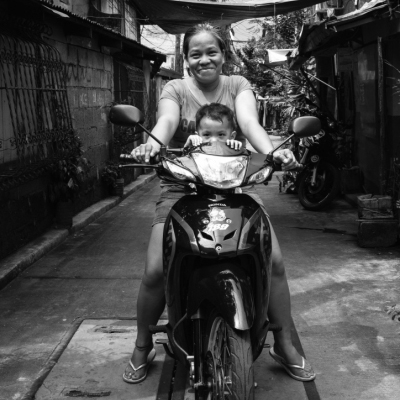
(125, 3), (138, 41)
(107, 0), (122, 14)
(0, 16), (75, 191)
(113, 62), (154, 151)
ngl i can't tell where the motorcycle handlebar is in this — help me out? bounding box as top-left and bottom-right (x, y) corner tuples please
(118, 154), (159, 169)
(119, 153), (160, 164)
(119, 147), (185, 164)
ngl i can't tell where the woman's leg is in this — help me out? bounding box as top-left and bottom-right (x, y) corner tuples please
(268, 222), (315, 378)
(124, 223), (165, 381)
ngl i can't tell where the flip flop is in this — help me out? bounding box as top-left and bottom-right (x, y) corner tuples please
(122, 348), (156, 384)
(269, 346), (316, 382)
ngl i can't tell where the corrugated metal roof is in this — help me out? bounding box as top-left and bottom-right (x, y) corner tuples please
(34, 0), (165, 61)
(134, 0), (325, 34)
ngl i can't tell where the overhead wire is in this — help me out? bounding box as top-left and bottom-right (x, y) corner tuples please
(141, 26), (174, 52)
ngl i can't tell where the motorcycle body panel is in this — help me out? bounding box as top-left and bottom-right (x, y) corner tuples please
(163, 193), (272, 365)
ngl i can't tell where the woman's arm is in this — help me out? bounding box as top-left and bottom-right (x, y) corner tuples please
(131, 98), (180, 163)
(235, 89), (274, 153)
(235, 89), (298, 170)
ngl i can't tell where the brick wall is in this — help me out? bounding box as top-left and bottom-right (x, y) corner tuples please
(45, 27), (115, 212)
(0, 18), (115, 260)
(0, 0), (156, 261)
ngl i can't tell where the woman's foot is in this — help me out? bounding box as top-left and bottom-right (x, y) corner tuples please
(122, 343), (156, 384)
(271, 343), (316, 381)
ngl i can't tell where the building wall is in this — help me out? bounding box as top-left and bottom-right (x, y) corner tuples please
(353, 42), (381, 193)
(311, 1), (400, 194)
(352, 17), (400, 194)
(45, 24), (114, 211)
(0, 12), (114, 259)
(384, 33), (400, 162)
(0, 0), (157, 260)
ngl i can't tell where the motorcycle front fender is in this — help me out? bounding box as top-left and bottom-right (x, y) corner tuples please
(186, 263), (255, 331)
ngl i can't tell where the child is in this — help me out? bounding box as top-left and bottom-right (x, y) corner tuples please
(184, 103), (243, 151)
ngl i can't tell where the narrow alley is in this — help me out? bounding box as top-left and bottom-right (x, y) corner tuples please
(0, 175), (399, 399)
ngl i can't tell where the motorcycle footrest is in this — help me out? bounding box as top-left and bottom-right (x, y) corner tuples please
(149, 324), (168, 334)
(155, 338), (176, 360)
(268, 324), (282, 332)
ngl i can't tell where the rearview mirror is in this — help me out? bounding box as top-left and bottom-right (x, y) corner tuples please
(288, 116), (321, 138)
(109, 105), (144, 126)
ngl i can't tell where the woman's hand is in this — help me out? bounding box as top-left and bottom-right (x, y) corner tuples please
(273, 149), (300, 171)
(129, 98), (180, 163)
(131, 143), (160, 164)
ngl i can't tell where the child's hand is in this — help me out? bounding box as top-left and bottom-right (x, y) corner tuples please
(184, 135), (203, 148)
(226, 140), (242, 151)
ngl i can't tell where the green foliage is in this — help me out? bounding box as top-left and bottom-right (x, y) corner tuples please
(49, 155), (92, 202)
(48, 132), (93, 202)
(236, 37), (276, 97)
(261, 10), (308, 49)
(101, 161), (122, 187)
(236, 11), (320, 133)
(385, 60), (400, 104)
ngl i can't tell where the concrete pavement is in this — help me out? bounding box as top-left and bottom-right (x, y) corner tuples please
(0, 173), (400, 399)
(0, 172), (157, 291)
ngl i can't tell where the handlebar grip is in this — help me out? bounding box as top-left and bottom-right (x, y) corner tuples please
(119, 153), (160, 164)
(167, 148), (184, 155)
(119, 154), (134, 162)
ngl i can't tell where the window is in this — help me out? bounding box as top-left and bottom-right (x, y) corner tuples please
(91, 1), (138, 39)
(107, 0), (122, 14)
(125, 3), (138, 41)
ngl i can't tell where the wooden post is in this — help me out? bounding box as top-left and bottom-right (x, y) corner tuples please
(175, 34), (181, 74)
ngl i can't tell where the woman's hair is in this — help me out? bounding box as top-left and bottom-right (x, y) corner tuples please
(182, 23), (226, 59)
(195, 103), (236, 131)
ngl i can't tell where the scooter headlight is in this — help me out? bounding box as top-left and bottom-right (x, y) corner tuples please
(247, 166), (274, 184)
(192, 153), (247, 189)
(164, 160), (196, 182)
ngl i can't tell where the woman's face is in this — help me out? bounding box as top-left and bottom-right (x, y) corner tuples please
(185, 32), (224, 85)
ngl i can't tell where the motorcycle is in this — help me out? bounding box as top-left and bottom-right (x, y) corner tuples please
(109, 105), (321, 400)
(280, 122), (341, 211)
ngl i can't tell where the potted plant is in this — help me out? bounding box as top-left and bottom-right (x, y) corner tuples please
(49, 156), (91, 227)
(101, 161), (124, 197)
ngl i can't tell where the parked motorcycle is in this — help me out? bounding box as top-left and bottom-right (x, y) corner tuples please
(110, 105), (321, 400)
(280, 121), (341, 211)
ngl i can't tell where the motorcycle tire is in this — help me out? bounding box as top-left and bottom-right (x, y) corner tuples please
(297, 162), (340, 211)
(201, 314), (254, 400)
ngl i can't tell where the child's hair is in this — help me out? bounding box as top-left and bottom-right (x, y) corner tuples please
(195, 103), (236, 131)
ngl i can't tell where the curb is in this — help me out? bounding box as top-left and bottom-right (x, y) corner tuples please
(0, 173), (157, 291)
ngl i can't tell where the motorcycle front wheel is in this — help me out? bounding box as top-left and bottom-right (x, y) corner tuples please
(201, 314), (254, 400)
(298, 162), (340, 211)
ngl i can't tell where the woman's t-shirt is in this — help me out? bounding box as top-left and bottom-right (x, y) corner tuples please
(159, 75), (252, 148)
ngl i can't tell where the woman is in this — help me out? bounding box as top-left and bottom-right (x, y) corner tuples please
(123, 23), (316, 384)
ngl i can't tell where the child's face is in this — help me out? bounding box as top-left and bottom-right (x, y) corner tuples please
(196, 116), (236, 142)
